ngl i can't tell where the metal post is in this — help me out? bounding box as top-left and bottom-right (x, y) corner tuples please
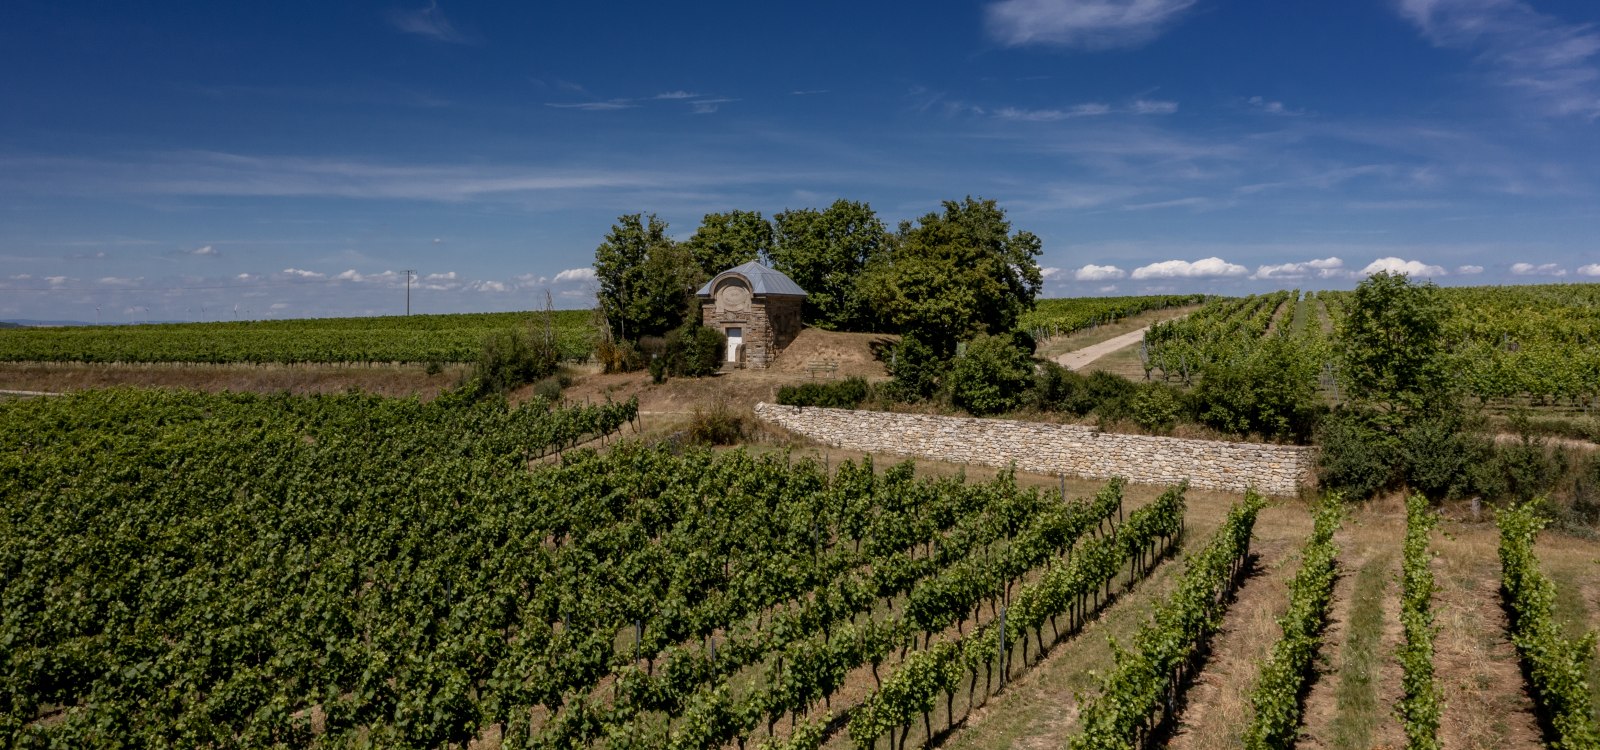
(404, 269), (416, 315)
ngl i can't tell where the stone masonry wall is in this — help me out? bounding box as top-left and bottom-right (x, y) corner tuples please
(754, 403), (1316, 495)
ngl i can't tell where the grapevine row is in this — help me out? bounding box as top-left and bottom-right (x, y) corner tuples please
(1398, 493), (1441, 750)
(1242, 499), (1343, 749)
(1496, 502), (1600, 749)
(1067, 490), (1266, 750)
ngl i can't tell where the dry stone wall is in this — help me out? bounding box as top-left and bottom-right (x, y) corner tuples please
(754, 403), (1315, 495)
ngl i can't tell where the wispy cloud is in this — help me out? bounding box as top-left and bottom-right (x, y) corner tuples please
(653, 91), (699, 100)
(1457, 264), (1485, 274)
(993, 99), (1175, 121)
(1510, 261), (1567, 276)
(985, 0), (1198, 49)
(545, 101), (638, 111)
(1130, 98), (1179, 114)
(1246, 95), (1305, 116)
(386, 1), (474, 44)
(188, 244), (219, 257)
(790, 89), (830, 96)
(690, 98), (737, 114)
(1398, 0), (1600, 118)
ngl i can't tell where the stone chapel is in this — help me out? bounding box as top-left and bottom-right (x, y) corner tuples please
(695, 261), (806, 369)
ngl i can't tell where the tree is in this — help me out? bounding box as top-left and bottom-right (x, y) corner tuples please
(861, 197), (1042, 356)
(1193, 334), (1322, 442)
(770, 200), (889, 330)
(684, 210), (773, 277)
(945, 333), (1034, 416)
(594, 214), (700, 341)
(1335, 271), (1452, 434)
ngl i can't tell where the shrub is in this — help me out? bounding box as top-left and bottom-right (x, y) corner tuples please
(688, 403), (746, 445)
(1084, 370), (1137, 422)
(531, 374), (568, 402)
(777, 377), (869, 409)
(946, 333), (1035, 416)
(664, 324), (726, 377)
(1493, 432), (1569, 504)
(1400, 411), (1491, 501)
(885, 335), (942, 402)
(1316, 410), (1394, 501)
(1192, 335), (1321, 442)
(1029, 362), (1094, 414)
(473, 326), (558, 395)
(597, 338), (646, 373)
(1130, 384), (1184, 433)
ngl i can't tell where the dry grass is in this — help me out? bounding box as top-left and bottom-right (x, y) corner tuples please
(0, 361), (470, 398)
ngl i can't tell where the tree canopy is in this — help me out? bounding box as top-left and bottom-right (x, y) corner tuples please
(1335, 271), (1452, 432)
(769, 200), (889, 330)
(684, 210), (772, 278)
(861, 197), (1042, 355)
(593, 213), (699, 341)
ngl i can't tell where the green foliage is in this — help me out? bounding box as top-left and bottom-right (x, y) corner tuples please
(1244, 500), (1343, 750)
(1492, 429), (1570, 504)
(946, 333), (1035, 416)
(1144, 292), (1291, 384)
(769, 200), (890, 330)
(776, 377), (870, 409)
(1316, 410), (1395, 500)
(1497, 502), (1600, 749)
(886, 334), (943, 402)
(472, 325), (559, 396)
(1130, 383), (1184, 432)
(597, 337), (647, 373)
(1070, 491), (1266, 750)
(1398, 494), (1441, 750)
(685, 210), (773, 277)
(1193, 334), (1322, 442)
(1029, 362), (1095, 415)
(1398, 411), (1492, 500)
(1336, 272), (1452, 433)
(594, 213), (701, 341)
(860, 196), (1042, 355)
(1083, 371), (1139, 422)
(663, 324), (726, 378)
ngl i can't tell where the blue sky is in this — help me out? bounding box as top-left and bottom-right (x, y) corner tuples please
(2, 0), (1598, 321)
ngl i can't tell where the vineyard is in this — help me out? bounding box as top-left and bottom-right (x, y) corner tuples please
(1021, 294), (1205, 341)
(0, 309), (597, 364)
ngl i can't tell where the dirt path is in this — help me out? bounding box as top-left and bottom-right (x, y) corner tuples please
(1167, 505), (1314, 750)
(1052, 327), (1150, 372)
(1432, 520), (1543, 750)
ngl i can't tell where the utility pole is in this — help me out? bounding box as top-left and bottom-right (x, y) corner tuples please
(403, 269), (416, 315)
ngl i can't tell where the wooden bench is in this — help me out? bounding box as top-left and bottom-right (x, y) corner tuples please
(804, 360), (839, 379)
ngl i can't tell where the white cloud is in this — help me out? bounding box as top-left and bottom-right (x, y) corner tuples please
(46, 276), (67, 286)
(237, 273), (255, 281)
(282, 267), (325, 279)
(98, 276), (140, 286)
(1251, 257), (1347, 280)
(1398, 0), (1600, 118)
(994, 104), (1112, 121)
(1130, 99), (1178, 115)
(1359, 257), (1446, 276)
(1098, 285), (1119, 293)
(653, 90), (699, 100)
(985, 0), (1198, 49)
(1576, 263), (1600, 276)
(424, 271), (456, 281)
(270, 302), (290, 310)
(472, 280), (509, 293)
(10, 274), (32, 280)
(1130, 257), (1248, 279)
(1246, 95), (1303, 116)
(1040, 266), (1064, 280)
(1456, 264), (1485, 274)
(386, 1), (472, 44)
(690, 98), (736, 115)
(554, 267), (597, 283)
(1074, 263), (1127, 281)
(188, 244), (219, 256)
(1510, 261), (1567, 276)
(335, 269), (364, 282)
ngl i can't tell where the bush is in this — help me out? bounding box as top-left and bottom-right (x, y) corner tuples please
(597, 338), (646, 373)
(1192, 336), (1321, 442)
(1317, 410), (1394, 500)
(1029, 362), (1095, 415)
(688, 403), (746, 445)
(664, 324), (726, 377)
(1400, 411), (1491, 501)
(777, 377), (870, 409)
(1492, 432), (1569, 504)
(1130, 384), (1184, 433)
(885, 335), (942, 402)
(473, 326), (558, 395)
(1084, 370), (1138, 422)
(531, 373), (569, 402)
(946, 333), (1035, 416)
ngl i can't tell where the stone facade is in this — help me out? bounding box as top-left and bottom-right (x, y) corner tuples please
(753, 403), (1316, 495)
(700, 278), (804, 369)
